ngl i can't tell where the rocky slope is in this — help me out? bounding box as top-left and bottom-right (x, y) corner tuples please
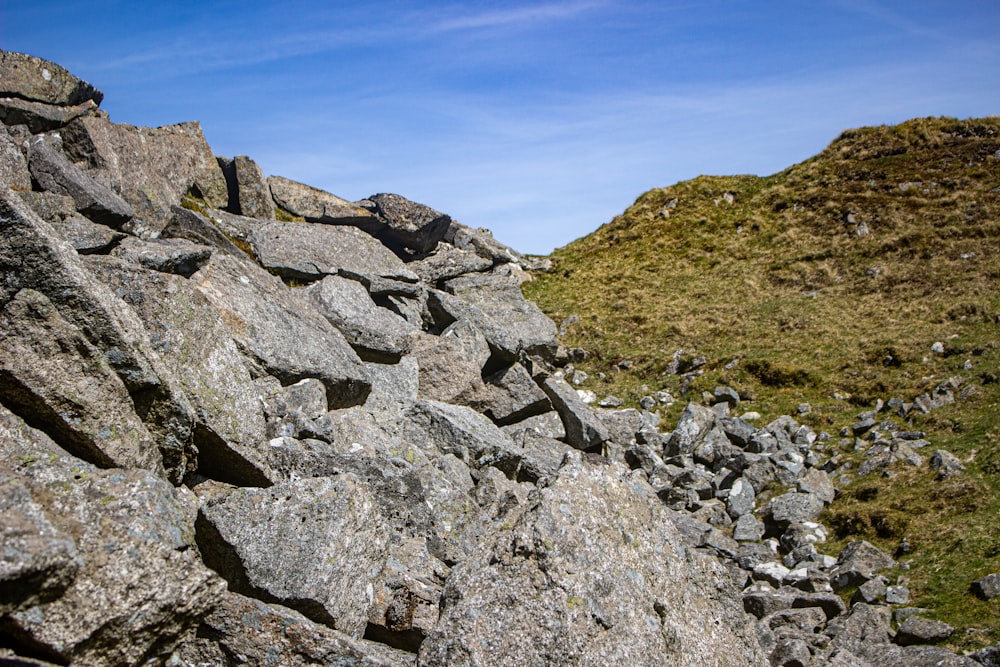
(0, 51), (996, 667)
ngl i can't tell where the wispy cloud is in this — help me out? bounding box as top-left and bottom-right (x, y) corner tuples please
(430, 1), (604, 32)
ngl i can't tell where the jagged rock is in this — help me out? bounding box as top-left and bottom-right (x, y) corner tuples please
(307, 275), (419, 362)
(727, 477), (757, 518)
(191, 252), (370, 408)
(734, 513), (766, 541)
(0, 471), (80, 614)
(971, 572), (1000, 600)
(217, 154), (274, 219)
(666, 402), (718, 456)
(201, 206), (256, 244)
(502, 410), (567, 441)
(763, 492), (824, 532)
(796, 468), (835, 504)
(173, 591), (417, 667)
(929, 449), (965, 478)
(268, 174), (375, 224)
(0, 423), (224, 667)
(885, 585), (910, 605)
(968, 643), (1000, 667)
(418, 453), (767, 666)
(425, 287), (520, 358)
(482, 362), (551, 426)
(0, 124), (31, 190)
(445, 221), (524, 266)
(365, 192), (452, 255)
(109, 236), (213, 277)
(443, 270), (558, 359)
(27, 135), (135, 227)
(402, 399), (523, 478)
(541, 377), (611, 452)
(196, 475), (390, 637)
(829, 541), (895, 592)
(873, 645), (982, 667)
(412, 320), (490, 407)
(511, 431), (575, 482)
(0, 96), (97, 133)
(0, 51), (103, 106)
(83, 256), (274, 486)
(17, 190), (125, 252)
(0, 288), (164, 472)
(824, 603), (892, 658)
(160, 204), (247, 258)
(362, 356), (420, 421)
(251, 220), (419, 283)
(768, 637), (812, 667)
(894, 616), (953, 645)
(409, 242), (493, 283)
(60, 111), (229, 227)
(851, 576), (888, 605)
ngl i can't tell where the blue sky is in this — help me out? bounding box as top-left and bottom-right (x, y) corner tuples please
(3, 1), (998, 254)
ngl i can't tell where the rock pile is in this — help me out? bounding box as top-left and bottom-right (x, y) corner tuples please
(0, 51), (995, 667)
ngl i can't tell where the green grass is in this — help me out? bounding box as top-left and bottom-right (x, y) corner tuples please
(524, 116), (1000, 649)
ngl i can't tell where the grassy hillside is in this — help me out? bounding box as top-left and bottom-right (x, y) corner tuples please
(524, 116), (1000, 650)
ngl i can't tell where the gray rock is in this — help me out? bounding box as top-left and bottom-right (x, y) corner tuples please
(829, 541), (895, 592)
(0, 51), (103, 106)
(445, 221), (524, 267)
(425, 287), (521, 359)
(268, 174), (375, 224)
(502, 410), (567, 441)
(409, 242), (493, 283)
(61, 111), (229, 228)
(895, 616), (953, 645)
(412, 320), (491, 407)
(17, 190), (125, 252)
(0, 96), (97, 133)
(769, 637), (812, 667)
(851, 576), (888, 605)
(83, 256), (274, 486)
(541, 377), (611, 452)
(307, 275), (419, 362)
(160, 204), (247, 258)
(0, 435), (223, 667)
(971, 572), (1000, 600)
(201, 206), (257, 244)
(482, 362), (551, 426)
(930, 449), (965, 478)
(173, 591), (417, 667)
(825, 603), (892, 657)
(217, 154), (274, 219)
(0, 471), (80, 614)
(796, 468), (835, 504)
(512, 431), (575, 482)
(764, 492), (824, 531)
(727, 477), (757, 518)
(109, 236), (213, 277)
(734, 513), (766, 542)
(872, 645), (982, 667)
(403, 399), (523, 478)
(443, 270), (558, 359)
(0, 288), (163, 473)
(196, 475), (390, 637)
(968, 643), (1000, 667)
(365, 192), (452, 255)
(666, 402), (718, 456)
(27, 135), (135, 227)
(885, 585), (910, 605)
(250, 220), (419, 283)
(418, 453), (767, 666)
(362, 356), (420, 421)
(191, 252), (370, 408)
(0, 124), (31, 191)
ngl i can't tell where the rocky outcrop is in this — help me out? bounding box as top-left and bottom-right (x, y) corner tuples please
(3, 50), (988, 667)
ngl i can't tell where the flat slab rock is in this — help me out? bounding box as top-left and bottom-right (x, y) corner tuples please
(251, 220), (419, 283)
(195, 475), (390, 637)
(418, 452), (766, 666)
(191, 252), (370, 408)
(0, 51), (104, 106)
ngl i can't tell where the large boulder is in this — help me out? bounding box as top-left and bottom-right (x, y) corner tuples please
(0, 51), (103, 106)
(172, 591), (417, 667)
(364, 192), (452, 255)
(541, 377), (610, 452)
(306, 274), (419, 362)
(412, 320), (491, 407)
(418, 453), (766, 666)
(60, 111), (229, 228)
(83, 256), (275, 486)
(0, 124), (31, 191)
(190, 252), (370, 408)
(0, 96), (97, 133)
(0, 411), (224, 667)
(268, 174), (375, 224)
(195, 475), (390, 637)
(250, 220), (418, 283)
(217, 154), (274, 219)
(18, 191), (125, 254)
(27, 135), (135, 227)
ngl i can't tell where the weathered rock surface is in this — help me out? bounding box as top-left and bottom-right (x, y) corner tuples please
(251, 219), (418, 282)
(0, 124), (31, 191)
(418, 453), (766, 666)
(191, 252), (370, 407)
(217, 154), (274, 219)
(60, 111), (229, 227)
(0, 51), (104, 106)
(269, 174), (375, 224)
(196, 475), (390, 637)
(0, 96), (97, 133)
(363, 193), (453, 255)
